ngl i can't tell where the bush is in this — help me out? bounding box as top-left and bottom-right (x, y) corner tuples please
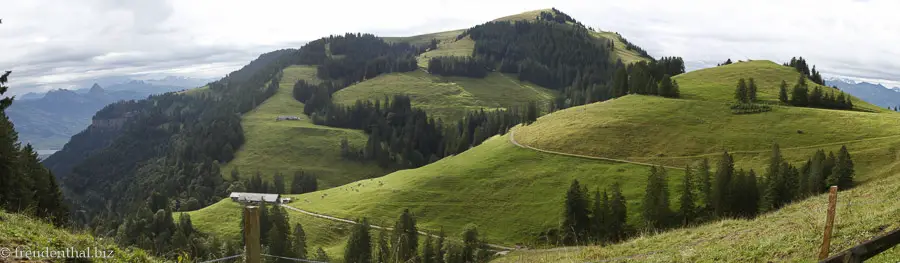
(730, 103), (772, 115)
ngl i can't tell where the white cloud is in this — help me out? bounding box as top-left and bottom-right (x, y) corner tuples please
(2, 0), (899, 95)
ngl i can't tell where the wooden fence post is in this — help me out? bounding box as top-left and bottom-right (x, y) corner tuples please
(244, 206), (261, 263)
(818, 186), (838, 260)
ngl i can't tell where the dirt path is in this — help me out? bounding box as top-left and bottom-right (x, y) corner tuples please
(278, 204), (517, 251)
(507, 128), (685, 170)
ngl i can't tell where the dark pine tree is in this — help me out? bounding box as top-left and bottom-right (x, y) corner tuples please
(678, 165), (696, 226)
(392, 209), (419, 262)
(608, 182), (628, 242)
(778, 80), (789, 103)
(344, 218), (373, 263)
(712, 151), (735, 217)
(561, 179), (590, 244)
(642, 166), (671, 230)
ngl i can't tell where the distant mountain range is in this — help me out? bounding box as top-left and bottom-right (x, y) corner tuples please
(7, 76), (213, 153)
(825, 78), (900, 109)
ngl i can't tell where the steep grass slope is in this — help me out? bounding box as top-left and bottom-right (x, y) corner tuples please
(221, 65), (388, 188)
(333, 71), (557, 121)
(0, 211), (164, 262)
(494, 165), (900, 262)
(284, 135), (685, 246)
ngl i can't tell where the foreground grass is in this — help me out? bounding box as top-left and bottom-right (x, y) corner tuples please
(222, 65), (388, 188)
(334, 70), (556, 121)
(494, 166), (900, 262)
(185, 199), (352, 262)
(0, 211), (164, 262)
(285, 135), (685, 246)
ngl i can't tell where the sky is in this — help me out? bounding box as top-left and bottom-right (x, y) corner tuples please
(2, 0), (900, 95)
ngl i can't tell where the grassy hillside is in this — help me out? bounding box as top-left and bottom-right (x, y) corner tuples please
(221, 65), (388, 188)
(282, 135), (685, 246)
(0, 211), (164, 262)
(590, 31), (652, 64)
(677, 60), (883, 112)
(494, 166), (900, 262)
(514, 61), (900, 171)
(185, 200), (352, 262)
(333, 71), (557, 121)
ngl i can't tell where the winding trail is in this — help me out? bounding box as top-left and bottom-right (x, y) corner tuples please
(278, 204), (517, 251)
(507, 128), (685, 170)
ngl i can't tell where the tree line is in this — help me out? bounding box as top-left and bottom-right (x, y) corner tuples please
(316, 33), (421, 85)
(427, 56), (489, 78)
(781, 75), (853, 110)
(556, 57), (684, 111)
(559, 144), (855, 245)
(783, 56), (824, 85)
(226, 168), (318, 196)
(343, 209), (493, 263)
(116, 192), (241, 261)
(0, 71), (69, 226)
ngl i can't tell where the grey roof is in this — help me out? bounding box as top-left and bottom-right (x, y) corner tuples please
(229, 192), (280, 202)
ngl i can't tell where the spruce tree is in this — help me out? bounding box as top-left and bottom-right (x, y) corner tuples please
(267, 206), (292, 261)
(783, 162), (799, 204)
(345, 218), (373, 263)
(735, 78), (748, 103)
(799, 160), (811, 197)
(832, 146), (854, 189)
(391, 209), (419, 262)
(561, 179), (590, 244)
(779, 80), (789, 103)
(422, 234), (435, 263)
(292, 223), (308, 259)
(678, 165), (696, 226)
(315, 247), (330, 262)
(435, 227), (446, 263)
(747, 78), (758, 102)
(591, 190), (610, 242)
(808, 150), (827, 195)
(712, 152), (734, 217)
(696, 158), (712, 211)
(613, 67), (629, 97)
(642, 166), (671, 230)
(746, 169), (760, 217)
(761, 144), (783, 212)
(376, 230), (390, 263)
(461, 224), (481, 263)
(790, 75), (810, 106)
(608, 182), (627, 242)
(273, 172), (285, 194)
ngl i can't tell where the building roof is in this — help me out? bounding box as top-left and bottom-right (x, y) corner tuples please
(229, 192), (280, 202)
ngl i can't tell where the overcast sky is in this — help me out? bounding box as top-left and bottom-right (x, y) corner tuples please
(2, 0), (899, 95)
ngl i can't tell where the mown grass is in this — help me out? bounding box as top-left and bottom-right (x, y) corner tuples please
(184, 199), (352, 262)
(493, 164), (900, 262)
(0, 210), (165, 262)
(333, 70), (557, 121)
(282, 135), (685, 246)
(221, 65), (389, 188)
